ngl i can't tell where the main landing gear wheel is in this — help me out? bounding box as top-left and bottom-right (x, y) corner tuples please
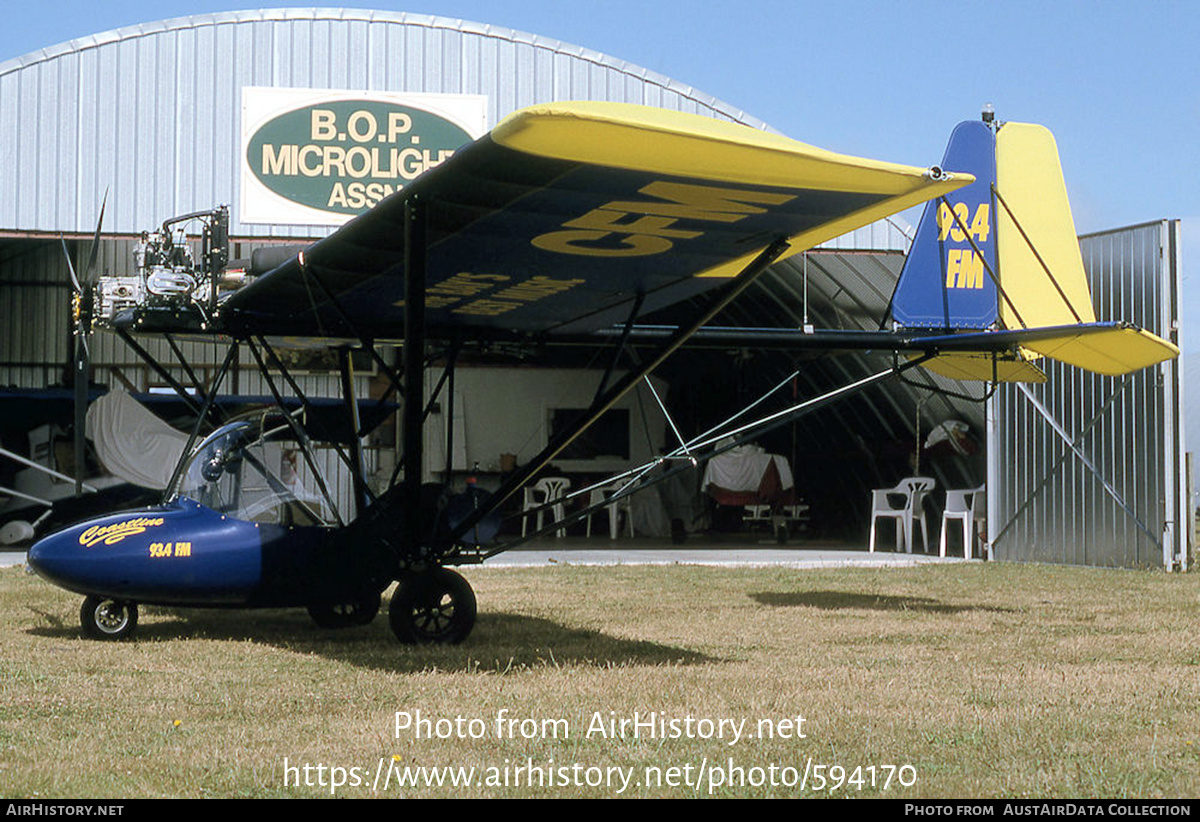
(389, 568), (476, 645)
(80, 595), (138, 640)
(307, 590), (381, 629)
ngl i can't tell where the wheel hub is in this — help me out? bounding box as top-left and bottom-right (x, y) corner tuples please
(95, 601), (129, 633)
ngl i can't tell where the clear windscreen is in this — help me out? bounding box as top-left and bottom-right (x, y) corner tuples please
(176, 417), (333, 527)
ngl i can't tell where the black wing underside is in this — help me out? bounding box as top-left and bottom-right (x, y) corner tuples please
(217, 102), (968, 342)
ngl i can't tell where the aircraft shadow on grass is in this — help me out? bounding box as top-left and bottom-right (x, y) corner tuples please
(25, 607), (715, 674)
(750, 590), (1017, 616)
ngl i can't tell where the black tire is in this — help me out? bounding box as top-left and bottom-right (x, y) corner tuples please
(80, 595), (138, 640)
(389, 568), (476, 645)
(307, 591), (381, 629)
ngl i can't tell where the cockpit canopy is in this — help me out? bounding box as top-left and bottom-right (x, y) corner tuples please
(173, 413), (334, 527)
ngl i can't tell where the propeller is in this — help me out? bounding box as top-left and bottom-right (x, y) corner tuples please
(61, 192), (107, 496)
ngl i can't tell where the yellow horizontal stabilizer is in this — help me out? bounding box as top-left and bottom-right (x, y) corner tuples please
(1023, 326), (1179, 376)
(916, 352), (1047, 383)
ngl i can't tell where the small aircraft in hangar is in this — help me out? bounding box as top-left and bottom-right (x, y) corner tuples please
(25, 102), (1177, 643)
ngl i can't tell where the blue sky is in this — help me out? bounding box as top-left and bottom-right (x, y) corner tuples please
(3, 0), (1197, 343)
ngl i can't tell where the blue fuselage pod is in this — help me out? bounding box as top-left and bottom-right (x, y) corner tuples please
(27, 497), (267, 606)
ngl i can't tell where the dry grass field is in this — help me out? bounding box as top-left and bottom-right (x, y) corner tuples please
(1, 558), (1197, 799)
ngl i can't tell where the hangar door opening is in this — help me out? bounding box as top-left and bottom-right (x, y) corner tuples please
(989, 220), (1187, 570)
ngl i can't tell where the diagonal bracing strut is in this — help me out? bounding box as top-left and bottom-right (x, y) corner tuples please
(445, 237), (794, 545)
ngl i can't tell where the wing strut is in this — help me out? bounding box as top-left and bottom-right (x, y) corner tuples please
(163, 333), (209, 399)
(401, 196), (428, 560)
(252, 335), (375, 499)
(338, 347), (370, 516)
(244, 338), (347, 526)
(437, 341), (471, 484)
(296, 252), (407, 398)
(594, 292), (646, 404)
(115, 329), (206, 418)
(384, 340), (463, 490)
(447, 236), (792, 546)
(163, 341), (240, 498)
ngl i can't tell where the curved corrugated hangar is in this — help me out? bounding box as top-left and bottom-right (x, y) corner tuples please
(0, 9), (1187, 570)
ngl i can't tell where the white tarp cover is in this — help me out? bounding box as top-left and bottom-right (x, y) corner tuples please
(85, 391), (188, 489)
(702, 443), (795, 492)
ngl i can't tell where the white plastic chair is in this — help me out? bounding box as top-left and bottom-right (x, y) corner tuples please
(868, 477), (935, 552)
(742, 504), (772, 531)
(939, 485), (986, 558)
(585, 483), (634, 539)
(780, 503), (811, 531)
(522, 476), (571, 537)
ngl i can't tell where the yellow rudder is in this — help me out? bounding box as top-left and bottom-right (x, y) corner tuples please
(995, 123), (1097, 329)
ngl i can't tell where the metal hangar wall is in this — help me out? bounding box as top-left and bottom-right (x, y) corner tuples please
(990, 221), (1187, 570)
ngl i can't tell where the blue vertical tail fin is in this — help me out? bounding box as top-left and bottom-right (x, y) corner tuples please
(891, 120), (997, 330)
(894, 116), (1177, 380)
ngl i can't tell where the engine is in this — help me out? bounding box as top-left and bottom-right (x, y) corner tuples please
(92, 206), (240, 331)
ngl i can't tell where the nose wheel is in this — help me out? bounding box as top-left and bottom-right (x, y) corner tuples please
(389, 568), (476, 645)
(80, 595), (138, 640)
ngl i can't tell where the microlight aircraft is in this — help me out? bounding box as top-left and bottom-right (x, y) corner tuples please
(26, 102), (1177, 643)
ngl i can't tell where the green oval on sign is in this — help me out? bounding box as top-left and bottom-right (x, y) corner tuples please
(247, 99), (474, 216)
